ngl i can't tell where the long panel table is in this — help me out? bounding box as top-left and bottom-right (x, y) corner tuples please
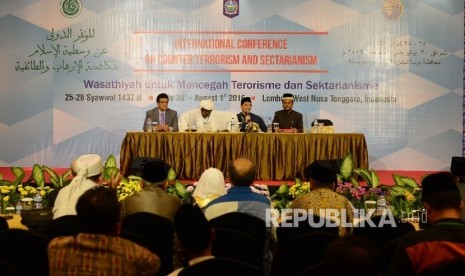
(119, 132), (368, 181)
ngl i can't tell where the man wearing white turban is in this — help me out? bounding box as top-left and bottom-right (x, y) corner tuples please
(52, 154), (103, 219)
(178, 99), (239, 132)
(192, 167), (227, 209)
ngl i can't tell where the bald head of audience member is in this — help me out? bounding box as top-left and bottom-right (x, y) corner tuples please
(229, 158), (256, 187)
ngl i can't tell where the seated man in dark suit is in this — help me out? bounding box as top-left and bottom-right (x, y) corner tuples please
(272, 93), (303, 133)
(387, 172), (465, 275)
(48, 186), (160, 275)
(143, 93), (179, 132)
(237, 97), (267, 132)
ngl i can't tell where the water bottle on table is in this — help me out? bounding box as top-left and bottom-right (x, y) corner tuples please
(376, 194), (387, 215)
(230, 117), (236, 132)
(33, 192), (43, 209)
(15, 201), (22, 214)
(146, 118), (152, 132)
(312, 119), (319, 133)
(267, 117), (273, 133)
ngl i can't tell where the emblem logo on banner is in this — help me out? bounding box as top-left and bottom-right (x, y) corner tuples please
(223, 0), (239, 18)
(60, 0), (82, 19)
(381, 0), (403, 20)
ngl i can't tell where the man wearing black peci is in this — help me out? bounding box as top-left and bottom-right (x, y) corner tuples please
(272, 93), (303, 133)
(237, 97), (268, 132)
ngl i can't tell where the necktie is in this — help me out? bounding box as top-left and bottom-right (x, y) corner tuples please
(160, 112), (165, 125)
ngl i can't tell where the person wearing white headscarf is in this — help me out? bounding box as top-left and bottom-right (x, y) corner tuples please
(178, 99), (239, 132)
(193, 168), (227, 208)
(52, 154), (103, 219)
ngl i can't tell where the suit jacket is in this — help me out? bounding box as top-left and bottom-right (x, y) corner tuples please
(143, 107), (179, 132)
(122, 185), (182, 221)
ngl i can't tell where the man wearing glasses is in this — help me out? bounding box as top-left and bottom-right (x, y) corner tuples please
(143, 93), (179, 132)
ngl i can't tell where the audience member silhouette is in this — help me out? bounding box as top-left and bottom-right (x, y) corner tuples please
(122, 159), (182, 221)
(323, 235), (381, 276)
(192, 168), (227, 209)
(121, 159), (183, 269)
(121, 212), (175, 275)
(291, 161), (354, 236)
(451, 157), (465, 221)
(48, 186), (160, 275)
(168, 204), (214, 275)
(353, 215), (415, 250)
(0, 228), (49, 275)
(387, 172), (465, 275)
(172, 204), (264, 276)
(0, 216), (8, 231)
(52, 154), (103, 219)
(204, 158), (272, 275)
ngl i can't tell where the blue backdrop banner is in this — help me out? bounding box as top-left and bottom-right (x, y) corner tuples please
(0, 0), (463, 171)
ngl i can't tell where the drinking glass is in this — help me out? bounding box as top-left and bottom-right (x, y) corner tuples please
(204, 123), (211, 132)
(364, 200), (377, 214)
(4, 206), (15, 215)
(21, 198), (33, 210)
(273, 122), (279, 132)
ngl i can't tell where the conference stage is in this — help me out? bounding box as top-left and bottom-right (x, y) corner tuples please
(120, 132), (368, 181)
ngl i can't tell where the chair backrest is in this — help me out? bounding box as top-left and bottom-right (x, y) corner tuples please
(277, 214), (338, 249)
(179, 257), (264, 276)
(0, 216), (8, 231)
(298, 262), (325, 276)
(273, 231), (338, 276)
(40, 215), (79, 240)
(0, 260), (16, 276)
(212, 227), (263, 269)
(47, 186), (62, 209)
(382, 238), (400, 274)
(121, 212), (175, 275)
(353, 216), (415, 250)
(0, 229), (49, 275)
(422, 260), (465, 275)
(209, 212), (267, 248)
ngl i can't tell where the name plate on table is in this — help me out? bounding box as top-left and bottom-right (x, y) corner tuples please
(279, 128), (296, 133)
(311, 126), (335, 134)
